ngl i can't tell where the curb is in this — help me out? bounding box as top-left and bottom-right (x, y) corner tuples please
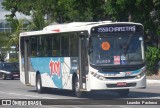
(147, 79), (160, 84)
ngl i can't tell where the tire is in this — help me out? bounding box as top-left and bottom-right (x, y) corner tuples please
(74, 77), (83, 98)
(36, 74), (44, 93)
(2, 73), (6, 80)
(118, 89), (129, 97)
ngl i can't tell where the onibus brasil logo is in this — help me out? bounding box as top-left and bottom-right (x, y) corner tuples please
(49, 59), (61, 78)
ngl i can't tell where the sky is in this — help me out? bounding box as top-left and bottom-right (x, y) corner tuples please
(0, 0), (31, 20)
(0, 0), (7, 12)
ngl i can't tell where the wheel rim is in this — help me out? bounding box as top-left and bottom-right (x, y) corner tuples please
(37, 79), (40, 90)
(75, 79), (79, 92)
(2, 74), (5, 79)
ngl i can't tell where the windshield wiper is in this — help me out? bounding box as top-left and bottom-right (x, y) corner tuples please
(123, 34), (133, 54)
(88, 49), (93, 55)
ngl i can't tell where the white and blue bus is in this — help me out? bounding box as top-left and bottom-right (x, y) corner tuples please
(19, 21), (146, 97)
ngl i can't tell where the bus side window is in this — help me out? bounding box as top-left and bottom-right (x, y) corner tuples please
(52, 50), (59, 56)
(70, 34), (78, 57)
(31, 51), (36, 56)
(20, 37), (25, 58)
(0, 64), (2, 70)
(30, 36), (38, 57)
(52, 36), (60, 57)
(44, 35), (52, 57)
(61, 35), (69, 57)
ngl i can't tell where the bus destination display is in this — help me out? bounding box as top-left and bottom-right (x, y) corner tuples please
(91, 25), (143, 33)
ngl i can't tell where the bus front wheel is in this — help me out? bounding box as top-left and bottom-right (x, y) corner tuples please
(2, 73), (6, 80)
(36, 74), (44, 93)
(74, 77), (83, 98)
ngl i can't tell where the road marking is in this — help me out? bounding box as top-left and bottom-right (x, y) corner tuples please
(8, 92), (23, 96)
(147, 80), (160, 84)
(120, 106), (132, 108)
(149, 97), (160, 99)
(0, 91), (6, 93)
(0, 82), (7, 84)
(41, 97), (57, 99)
(24, 95), (40, 98)
(0, 90), (57, 99)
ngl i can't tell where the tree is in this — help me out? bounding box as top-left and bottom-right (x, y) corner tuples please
(0, 32), (10, 62)
(152, 0), (160, 48)
(105, 0), (159, 46)
(7, 18), (26, 47)
(2, 0), (108, 23)
(105, 0), (160, 75)
(2, 0), (35, 18)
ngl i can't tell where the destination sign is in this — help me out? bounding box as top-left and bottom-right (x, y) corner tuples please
(91, 24), (143, 34)
(98, 26), (135, 33)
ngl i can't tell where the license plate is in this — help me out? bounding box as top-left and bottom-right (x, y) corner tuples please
(13, 74), (19, 77)
(117, 82), (126, 86)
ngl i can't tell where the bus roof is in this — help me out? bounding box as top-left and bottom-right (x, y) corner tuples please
(19, 21), (143, 37)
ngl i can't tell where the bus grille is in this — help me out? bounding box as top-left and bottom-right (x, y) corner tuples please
(100, 67), (139, 72)
(105, 76), (136, 80)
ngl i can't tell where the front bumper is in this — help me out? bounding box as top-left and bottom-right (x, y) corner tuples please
(6, 73), (20, 79)
(89, 74), (146, 90)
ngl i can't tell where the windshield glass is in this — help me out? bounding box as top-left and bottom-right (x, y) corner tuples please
(3, 63), (18, 71)
(89, 34), (143, 65)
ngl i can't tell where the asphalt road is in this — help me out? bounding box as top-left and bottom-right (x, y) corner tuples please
(0, 78), (160, 108)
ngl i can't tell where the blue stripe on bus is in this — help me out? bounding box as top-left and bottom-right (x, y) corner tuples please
(30, 57), (64, 89)
(99, 69), (141, 75)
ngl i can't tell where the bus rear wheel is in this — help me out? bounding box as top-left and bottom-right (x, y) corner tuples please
(36, 74), (44, 93)
(2, 73), (6, 80)
(74, 77), (83, 98)
(118, 89), (129, 97)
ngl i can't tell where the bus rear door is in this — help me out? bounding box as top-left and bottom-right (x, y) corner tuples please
(24, 37), (30, 85)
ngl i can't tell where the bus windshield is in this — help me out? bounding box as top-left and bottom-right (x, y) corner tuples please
(89, 34), (144, 66)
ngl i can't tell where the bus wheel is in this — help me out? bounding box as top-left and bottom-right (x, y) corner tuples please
(36, 74), (44, 93)
(118, 89), (129, 97)
(74, 77), (83, 98)
(2, 73), (6, 80)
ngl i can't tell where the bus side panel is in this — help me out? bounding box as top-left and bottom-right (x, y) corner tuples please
(20, 58), (25, 85)
(20, 57), (37, 86)
(29, 71), (36, 86)
(30, 57), (63, 89)
(20, 71), (25, 84)
(61, 58), (72, 90)
(29, 57), (78, 90)
(30, 57), (72, 89)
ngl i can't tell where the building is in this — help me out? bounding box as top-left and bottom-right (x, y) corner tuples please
(0, 0), (31, 32)
(0, 0), (31, 61)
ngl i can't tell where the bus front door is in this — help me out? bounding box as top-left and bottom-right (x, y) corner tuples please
(78, 34), (88, 92)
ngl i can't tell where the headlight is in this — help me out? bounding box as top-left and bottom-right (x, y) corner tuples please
(136, 67), (146, 79)
(91, 71), (105, 80)
(5, 72), (11, 74)
(1, 70), (11, 74)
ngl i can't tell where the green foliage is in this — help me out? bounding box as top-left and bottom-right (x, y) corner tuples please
(145, 46), (160, 75)
(7, 19), (27, 49)
(8, 58), (19, 62)
(1, 0), (160, 74)
(0, 32), (10, 62)
(2, 0), (107, 23)
(2, 0), (35, 19)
